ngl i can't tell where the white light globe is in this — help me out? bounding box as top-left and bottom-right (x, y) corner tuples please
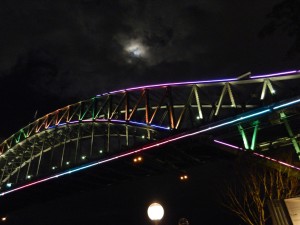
(147, 203), (164, 221)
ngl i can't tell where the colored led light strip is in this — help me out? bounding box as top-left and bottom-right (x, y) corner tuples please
(214, 139), (300, 171)
(46, 119), (170, 131)
(250, 70), (298, 79)
(97, 69), (300, 97)
(0, 149), (143, 196)
(97, 78), (238, 96)
(214, 140), (243, 150)
(273, 98), (300, 110)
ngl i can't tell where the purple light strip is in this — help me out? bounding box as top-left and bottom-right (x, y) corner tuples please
(46, 119), (170, 131)
(97, 69), (300, 97)
(250, 70), (298, 79)
(214, 139), (300, 171)
(97, 78), (238, 96)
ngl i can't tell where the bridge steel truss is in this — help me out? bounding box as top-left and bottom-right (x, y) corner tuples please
(1, 70), (300, 192)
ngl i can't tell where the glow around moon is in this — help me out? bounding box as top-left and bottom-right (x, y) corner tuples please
(125, 39), (148, 59)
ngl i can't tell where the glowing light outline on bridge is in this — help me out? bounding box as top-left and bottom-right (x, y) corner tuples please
(97, 69), (300, 96)
(0, 103), (273, 196)
(214, 139), (300, 171)
(250, 70), (298, 79)
(273, 98), (300, 110)
(98, 78), (238, 96)
(47, 119), (170, 131)
(2, 73), (300, 196)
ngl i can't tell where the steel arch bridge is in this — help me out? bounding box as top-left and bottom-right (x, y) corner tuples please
(2, 70), (300, 196)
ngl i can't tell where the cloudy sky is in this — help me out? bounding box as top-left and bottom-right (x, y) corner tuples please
(1, 0), (300, 147)
(1, 1), (300, 224)
(1, 0), (300, 137)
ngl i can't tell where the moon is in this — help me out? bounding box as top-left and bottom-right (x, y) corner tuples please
(125, 40), (148, 59)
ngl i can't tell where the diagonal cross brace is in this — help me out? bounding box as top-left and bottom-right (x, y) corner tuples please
(238, 120), (260, 150)
(280, 112), (300, 159)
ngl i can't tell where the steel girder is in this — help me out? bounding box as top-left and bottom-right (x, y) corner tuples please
(0, 121), (163, 190)
(1, 71), (300, 190)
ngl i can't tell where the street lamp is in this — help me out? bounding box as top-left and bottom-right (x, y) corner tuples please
(147, 202), (164, 224)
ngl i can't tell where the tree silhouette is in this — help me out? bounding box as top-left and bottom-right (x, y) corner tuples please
(222, 158), (300, 225)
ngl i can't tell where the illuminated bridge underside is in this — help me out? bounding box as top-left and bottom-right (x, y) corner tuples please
(1, 70), (300, 192)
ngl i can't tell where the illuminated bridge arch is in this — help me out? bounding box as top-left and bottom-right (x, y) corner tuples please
(1, 70), (300, 194)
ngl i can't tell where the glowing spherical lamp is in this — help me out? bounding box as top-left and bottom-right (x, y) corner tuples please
(147, 202), (164, 221)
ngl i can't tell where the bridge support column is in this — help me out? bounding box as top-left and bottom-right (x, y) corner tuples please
(26, 136), (37, 178)
(89, 123), (95, 157)
(280, 112), (300, 159)
(36, 139), (45, 176)
(61, 135), (67, 167)
(0, 158), (8, 185)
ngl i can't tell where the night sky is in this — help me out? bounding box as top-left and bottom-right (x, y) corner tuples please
(0, 0), (299, 224)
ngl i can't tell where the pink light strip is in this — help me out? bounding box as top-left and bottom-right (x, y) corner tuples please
(213, 139), (243, 150)
(213, 139), (300, 171)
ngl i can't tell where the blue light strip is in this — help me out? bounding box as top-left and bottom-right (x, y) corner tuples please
(273, 98), (300, 110)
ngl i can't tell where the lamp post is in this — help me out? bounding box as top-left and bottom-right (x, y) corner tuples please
(147, 202), (164, 225)
(178, 218), (189, 225)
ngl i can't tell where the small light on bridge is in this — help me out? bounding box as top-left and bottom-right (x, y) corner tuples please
(142, 135), (145, 139)
(52, 166), (56, 170)
(180, 175), (188, 181)
(27, 175), (32, 179)
(6, 183), (12, 188)
(99, 150), (103, 154)
(133, 156), (143, 163)
(81, 155), (86, 160)
(1, 217), (6, 222)
(196, 116), (200, 120)
(66, 161), (70, 165)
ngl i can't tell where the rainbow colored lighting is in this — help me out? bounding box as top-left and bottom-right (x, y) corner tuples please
(2, 70), (300, 196)
(0, 106), (274, 196)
